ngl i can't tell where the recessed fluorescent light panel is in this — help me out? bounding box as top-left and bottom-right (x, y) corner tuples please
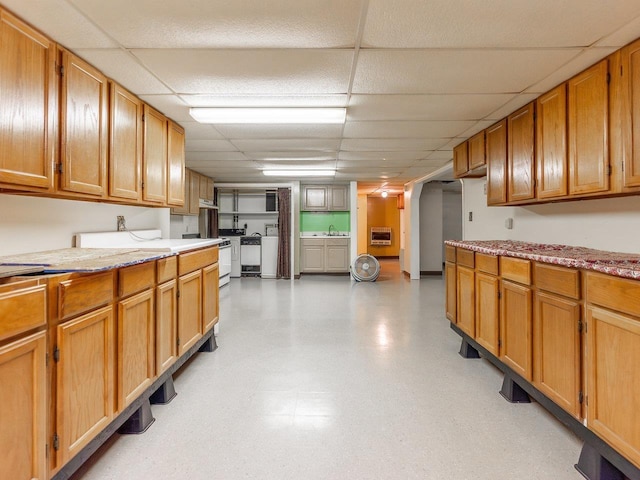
(190, 107), (346, 124)
(262, 170), (336, 177)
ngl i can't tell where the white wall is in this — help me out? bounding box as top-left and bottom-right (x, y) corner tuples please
(0, 194), (169, 256)
(419, 184), (444, 272)
(462, 178), (640, 253)
(404, 181), (423, 279)
(170, 214), (199, 238)
(442, 187), (463, 257)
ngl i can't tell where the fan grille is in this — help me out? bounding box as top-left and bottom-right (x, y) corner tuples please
(351, 254), (380, 281)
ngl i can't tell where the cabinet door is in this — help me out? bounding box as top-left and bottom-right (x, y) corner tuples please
(586, 306), (640, 468)
(534, 292), (581, 418)
(117, 289), (155, 410)
(619, 39), (640, 188)
(166, 121), (185, 207)
(178, 270), (203, 356)
(486, 119), (508, 205)
(445, 262), (456, 322)
(142, 104), (167, 203)
(188, 169), (200, 214)
(325, 244), (348, 272)
(0, 10), (56, 191)
(56, 305), (114, 465)
(302, 186), (328, 211)
(536, 84), (568, 199)
(301, 243), (325, 272)
(500, 281), (533, 380)
(453, 141), (469, 178)
(60, 51), (108, 197)
(329, 185), (349, 211)
(456, 266), (475, 337)
(206, 178), (215, 201)
(0, 331), (46, 480)
(475, 273), (499, 356)
(568, 60), (609, 195)
(202, 263), (219, 332)
(468, 131), (486, 170)
(156, 280), (177, 375)
(508, 102), (536, 203)
(109, 83), (142, 201)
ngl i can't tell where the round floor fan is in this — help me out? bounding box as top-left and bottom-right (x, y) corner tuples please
(351, 254), (381, 282)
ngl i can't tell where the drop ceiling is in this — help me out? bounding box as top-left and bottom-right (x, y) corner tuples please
(5, 0), (640, 196)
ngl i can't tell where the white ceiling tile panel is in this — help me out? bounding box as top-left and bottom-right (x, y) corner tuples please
(231, 139), (341, 151)
(185, 152), (249, 162)
(179, 95), (349, 107)
(425, 151), (454, 161)
(254, 161), (337, 169)
(73, 49), (171, 95)
(185, 140), (238, 152)
(1, 0), (118, 48)
(138, 95), (191, 122)
(338, 159), (418, 168)
(131, 49), (354, 94)
(69, 0), (364, 48)
(343, 121), (475, 138)
(457, 121), (498, 139)
(339, 151), (430, 161)
(347, 94), (517, 121)
(243, 151), (337, 161)
(352, 49), (581, 94)
(524, 48), (618, 94)
(180, 122), (225, 140)
(213, 124), (344, 139)
(187, 160), (260, 169)
(362, 0), (640, 48)
(484, 94), (540, 121)
(595, 15), (640, 47)
(341, 138), (449, 151)
(400, 166), (443, 178)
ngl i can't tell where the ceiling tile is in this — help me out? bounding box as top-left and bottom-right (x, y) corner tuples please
(1, 0), (118, 48)
(348, 94), (517, 121)
(187, 160), (259, 169)
(256, 160), (337, 169)
(185, 152), (249, 161)
(425, 151), (454, 161)
(484, 94), (540, 120)
(179, 95), (349, 107)
(362, 0), (640, 48)
(185, 139), (238, 152)
(341, 138), (449, 151)
(138, 95), (191, 122)
(74, 49), (171, 95)
(243, 151), (337, 161)
(214, 124), (344, 139)
(343, 120), (474, 139)
(595, 15), (640, 47)
(338, 159), (418, 168)
(180, 122), (225, 140)
(352, 49), (581, 94)
(457, 120), (497, 139)
(231, 139), (341, 151)
(132, 49), (354, 94)
(69, 0), (364, 48)
(339, 151), (430, 161)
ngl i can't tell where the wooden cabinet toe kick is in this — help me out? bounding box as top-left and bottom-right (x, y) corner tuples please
(449, 322), (640, 480)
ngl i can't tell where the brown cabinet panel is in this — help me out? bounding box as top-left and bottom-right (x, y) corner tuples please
(468, 131), (486, 170)
(57, 271), (114, 321)
(619, 39), (640, 188)
(476, 253), (498, 275)
(508, 102), (536, 203)
(178, 270), (203, 356)
(109, 83), (142, 201)
(456, 266), (475, 337)
(118, 261), (155, 298)
(445, 245), (456, 263)
(0, 331), (46, 480)
(117, 289), (155, 410)
(500, 281), (533, 380)
(568, 60), (610, 195)
(56, 305), (115, 465)
(453, 141), (469, 178)
(188, 169), (200, 214)
(586, 271), (640, 318)
(178, 246), (218, 276)
(156, 256), (177, 284)
(475, 272), (500, 356)
(0, 10), (56, 191)
(534, 292), (581, 418)
(536, 84), (568, 199)
(156, 280), (177, 375)
(500, 257), (531, 285)
(60, 51), (108, 197)
(586, 306), (640, 468)
(486, 119), (508, 205)
(167, 121), (185, 207)
(142, 105), (167, 203)
(445, 262), (456, 322)
(456, 248), (474, 268)
(203, 263), (219, 332)
(0, 282), (46, 342)
(534, 263), (580, 299)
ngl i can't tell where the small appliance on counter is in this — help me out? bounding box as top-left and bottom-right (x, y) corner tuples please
(265, 224), (278, 236)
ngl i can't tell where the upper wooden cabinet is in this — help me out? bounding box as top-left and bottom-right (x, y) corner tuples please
(468, 131), (486, 170)
(142, 105), (167, 204)
(0, 9), (57, 192)
(109, 83), (142, 202)
(301, 184), (349, 211)
(453, 142), (469, 178)
(536, 84), (568, 200)
(167, 121), (185, 207)
(568, 59), (610, 196)
(507, 102), (536, 203)
(486, 119), (508, 205)
(60, 50), (108, 198)
(617, 39), (640, 190)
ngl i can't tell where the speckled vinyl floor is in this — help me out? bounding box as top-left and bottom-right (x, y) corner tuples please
(71, 260), (582, 480)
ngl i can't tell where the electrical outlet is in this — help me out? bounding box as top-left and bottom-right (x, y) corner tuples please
(505, 218), (513, 229)
(468, 212), (473, 222)
(117, 216), (126, 231)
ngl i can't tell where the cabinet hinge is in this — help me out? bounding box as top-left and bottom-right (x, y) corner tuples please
(498, 339), (502, 348)
(579, 391), (584, 404)
(142, 114), (145, 122)
(56, 163), (63, 174)
(578, 321), (583, 333)
(46, 352), (49, 366)
(141, 181), (145, 190)
(607, 164), (612, 176)
(176, 289), (180, 298)
(53, 347), (60, 363)
(497, 291), (501, 300)
(607, 72), (611, 84)
(57, 64), (64, 77)
(622, 161), (625, 172)
(53, 433), (59, 451)
(176, 337), (180, 347)
(621, 65), (624, 76)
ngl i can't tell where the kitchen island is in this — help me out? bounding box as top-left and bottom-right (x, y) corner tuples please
(444, 240), (640, 480)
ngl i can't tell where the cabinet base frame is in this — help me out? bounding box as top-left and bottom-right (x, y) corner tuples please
(450, 323), (640, 480)
(117, 400), (155, 434)
(150, 376), (177, 405)
(51, 328), (217, 480)
(458, 339), (480, 358)
(499, 373), (531, 403)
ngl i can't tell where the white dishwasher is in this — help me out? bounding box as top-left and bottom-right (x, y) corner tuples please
(261, 236), (278, 279)
(218, 239), (231, 287)
(230, 237), (241, 278)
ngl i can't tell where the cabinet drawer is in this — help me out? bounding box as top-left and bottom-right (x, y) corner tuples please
(58, 271), (114, 321)
(586, 272), (640, 317)
(534, 263), (580, 299)
(157, 256), (177, 284)
(0, 280), (47, 342)
(500, 257), (531, 285)
(301, 238), (324, 246)
(326, 238), (348, 246)
(456, 248), (475, 268)
(445, 245), (456, 263)
(178, 246), (218, 276)
(119, 261), (155, 298)
(476, 253), (499, 275)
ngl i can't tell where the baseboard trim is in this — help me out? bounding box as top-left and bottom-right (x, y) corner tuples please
(420, 271), (443, 276)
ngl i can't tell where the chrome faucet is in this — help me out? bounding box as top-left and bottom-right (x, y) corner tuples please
(328, 224), (337, 236)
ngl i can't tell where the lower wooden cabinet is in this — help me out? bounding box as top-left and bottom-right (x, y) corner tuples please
(500, 280), (533, 381)
(475, 272), (500, 356)
(55, 305), (115, 465)
(445, 261), (456, 322)
(0, 331), (46, 480)
(156, 279), (178, 375)
(178, 270), (203, 356)
(456, 265), (475, 337)
(203, 263), (219, 332)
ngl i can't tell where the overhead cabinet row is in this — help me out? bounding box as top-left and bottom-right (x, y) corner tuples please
(0, 8), (184, 207)
(454, 37), (640, 206)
